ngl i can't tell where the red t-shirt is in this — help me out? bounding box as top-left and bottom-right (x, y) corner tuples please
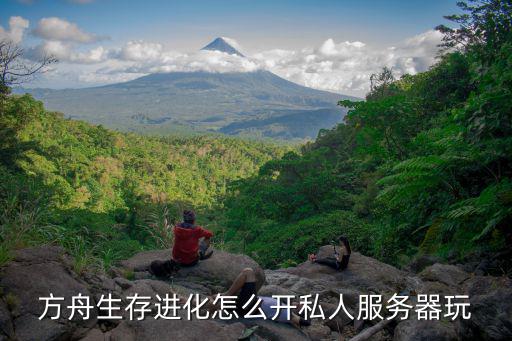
(172, 224), (213, 265)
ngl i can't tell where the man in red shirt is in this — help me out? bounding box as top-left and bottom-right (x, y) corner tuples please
(172, 210), (213, 266)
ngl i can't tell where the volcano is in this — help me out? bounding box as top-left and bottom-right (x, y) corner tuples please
(18, 38), (358, 140)
(201, 37), (245, 57)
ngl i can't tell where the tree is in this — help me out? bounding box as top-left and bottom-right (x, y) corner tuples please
(0, 40), (57, 94)
(366, 67), (397, 101)
(436, 0), (512, 62)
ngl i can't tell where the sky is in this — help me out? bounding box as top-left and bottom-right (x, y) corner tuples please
(1, 0), (461, 97)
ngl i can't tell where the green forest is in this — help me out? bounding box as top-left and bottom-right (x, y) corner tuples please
(221, 1), (512, 268)
(1, 1), (511, 274)
(0, 95), (286, 271)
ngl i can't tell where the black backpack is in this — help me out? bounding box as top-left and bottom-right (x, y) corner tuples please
(149, 259), (180, 278)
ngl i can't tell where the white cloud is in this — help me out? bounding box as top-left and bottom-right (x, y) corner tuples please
(28, 30), (443, 96)
(318, 38), (366, 56)
(0, 16), (30, 43)
(33, 17), (104, 43)
(113, 41), (164, 62)
(78, 70), (141, 84)
(108, 40), (259, 74)
(252, 30), (443, 96)
(28, 41), (108, 64)
(25, 17), (108, 65)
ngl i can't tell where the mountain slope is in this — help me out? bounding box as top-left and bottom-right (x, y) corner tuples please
(220, 107), (344, 139)
(21, 70), (355, 139)
(18, 38), (357, 140)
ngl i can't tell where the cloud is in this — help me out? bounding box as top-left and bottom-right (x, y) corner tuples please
(27, 41), (108, 64)
(0, 16), (30, 43)
(108, 40), (259, 74)
(112, 41), (164, 62)
(78, 70), (141, 84)
(252, 30), (443, 95)
(32, 17), (105, 43)
(100, 31), (442, 96)
(29, 30), (443, 96)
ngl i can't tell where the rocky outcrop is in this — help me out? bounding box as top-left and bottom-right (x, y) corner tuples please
(236, 319), (312, 340)
(393, 320), (457, 341)
(119, 249), (266, 293)
(0, 246), (274, 341)
(0, 244), (510, 341)
(109, 319), (247, 341)
(0, 246), (98, 341)
(261, 250), (406, 340)
(0, 299), (14, 339)
(404, 254), (442, 273)
(419, 264), (471, 288)
(457, 276), (512, 340)
(282, 247), (408, 294)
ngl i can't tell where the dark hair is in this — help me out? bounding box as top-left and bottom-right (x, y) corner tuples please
(183, 210), (196, 223)
(338, 235), (351, 254)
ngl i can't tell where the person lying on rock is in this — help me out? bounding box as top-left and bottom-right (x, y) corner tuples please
(308, 235), (351, 271)
(172, 209), (214, 266)
(210, 268), (310, 329)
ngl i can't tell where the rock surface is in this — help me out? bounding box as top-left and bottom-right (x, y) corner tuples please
(284, 248), (408, 294)
(0, 246), (97, 341)
(419, 263), (471, 287)
(0, 244), (510, 341)
(236, 319), (311, 340)
(457, 276), (512, 340)
(120, 248), (266, 292)
(393, 320), (457, 341)
(110, 319), (247, 341)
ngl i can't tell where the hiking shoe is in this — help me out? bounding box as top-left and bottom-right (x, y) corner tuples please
(199, 250), (214, 260)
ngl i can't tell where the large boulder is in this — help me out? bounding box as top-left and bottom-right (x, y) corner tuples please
(233, 319), (311, 341)
(0, 245), (98, 341)
(79, 328), (108, 341)
(4, 243), (511, 341)
(264, 269), (332, 296)
(393, 320), (457, 341)
(283, 247), (408, 294)
(458, 276), (512, 340)
(122, 279), (173, 298)
(0, 300), (14, 339)
(405, 254), (442, 273)
(263, 247), (413, 339)
(119, 249), (169, 272)
(119, 248), (266, 293)
(419, 264), (470, 288)
(110, 319), (247, 341)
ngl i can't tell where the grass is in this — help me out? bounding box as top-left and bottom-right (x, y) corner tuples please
(5, 292), (19, 312)
(0, 244), (12, 266)
(122, 269), (135, 280)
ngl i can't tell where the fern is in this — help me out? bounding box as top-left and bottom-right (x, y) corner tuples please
(443, 180), (512, 241)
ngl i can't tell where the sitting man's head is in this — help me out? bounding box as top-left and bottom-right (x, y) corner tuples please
(183, 210), (196, 224)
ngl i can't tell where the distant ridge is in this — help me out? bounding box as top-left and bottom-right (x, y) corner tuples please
(17, 38), (359, 140)
(201, 37), (244, 57)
